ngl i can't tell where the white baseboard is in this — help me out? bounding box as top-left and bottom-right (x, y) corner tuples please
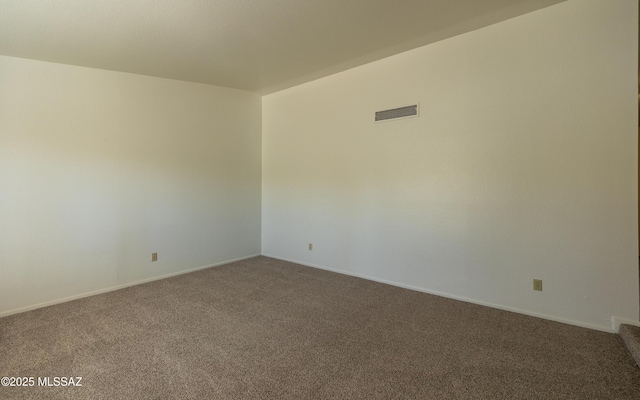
(262, 253), (616, 333)
(0, 254), (261, 319)
(612, 316), (640, 332)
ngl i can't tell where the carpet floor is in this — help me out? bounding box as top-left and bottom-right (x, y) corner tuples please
(620, 324), (640, 369)
(1, 256), (640, 399)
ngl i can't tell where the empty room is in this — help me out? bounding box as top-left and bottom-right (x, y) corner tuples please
(1, 0), (640, 398)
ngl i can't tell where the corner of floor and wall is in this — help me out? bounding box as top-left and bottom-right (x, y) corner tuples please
(2, 0), (640, 339)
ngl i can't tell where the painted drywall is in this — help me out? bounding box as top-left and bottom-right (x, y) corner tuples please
(262, 0), (638, 331)
(0, 55), (262, 315)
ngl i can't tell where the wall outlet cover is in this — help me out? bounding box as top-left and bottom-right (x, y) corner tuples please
(533, 279), (542, 291)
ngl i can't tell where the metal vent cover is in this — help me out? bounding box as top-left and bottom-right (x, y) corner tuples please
(375, 104), (418, 122)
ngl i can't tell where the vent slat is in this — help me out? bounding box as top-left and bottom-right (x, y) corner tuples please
(375, 104), (418, 122)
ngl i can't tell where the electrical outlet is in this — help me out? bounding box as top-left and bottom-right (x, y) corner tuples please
(308, 243), (313, 251)
(151, 252), (158, 262)
(533, 279), (542, 291)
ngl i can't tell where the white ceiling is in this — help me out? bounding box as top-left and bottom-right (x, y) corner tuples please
(0, 0), (564, 94)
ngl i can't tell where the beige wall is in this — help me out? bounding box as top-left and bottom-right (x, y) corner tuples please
(0, 56), (262, 315)
(262, 0), (639, 331)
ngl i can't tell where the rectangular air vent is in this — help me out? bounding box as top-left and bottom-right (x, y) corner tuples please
(375, 104), (418, 122)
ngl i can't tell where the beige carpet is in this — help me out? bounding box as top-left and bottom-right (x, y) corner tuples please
(1, 256), (639, 399)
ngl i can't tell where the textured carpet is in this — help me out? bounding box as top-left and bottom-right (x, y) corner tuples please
(621, 324), (640, 368)
(1, 256), (640, 399)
